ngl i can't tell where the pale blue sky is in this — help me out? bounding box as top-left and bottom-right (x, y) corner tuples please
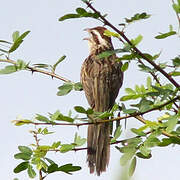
(1, 0), (179, 180)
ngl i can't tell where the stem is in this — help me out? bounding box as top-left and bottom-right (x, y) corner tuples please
(0, 58), (72, 83)
(25, 95), (180, 126)
(85, 2), (180, 88)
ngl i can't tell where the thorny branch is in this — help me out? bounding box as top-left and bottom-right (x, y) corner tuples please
(85, 1), (180, 88)
(24, 95), (180, 126)
(0, 58), (72, 83)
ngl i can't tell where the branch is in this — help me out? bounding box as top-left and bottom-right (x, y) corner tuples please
(25, 95), (179, 126)
(0, 58), (72, 83)
(85, 2), (180, 88)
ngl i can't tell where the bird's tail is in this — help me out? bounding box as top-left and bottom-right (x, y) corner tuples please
(87, 122), (110, 176)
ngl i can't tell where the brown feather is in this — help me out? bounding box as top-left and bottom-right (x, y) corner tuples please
(81, 26), (123, 175)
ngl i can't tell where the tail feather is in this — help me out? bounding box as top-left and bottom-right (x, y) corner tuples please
(87, 122), (110, 176)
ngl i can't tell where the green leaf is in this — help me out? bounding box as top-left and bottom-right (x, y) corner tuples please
(53, 55), (66, 71)
(120, 94), (142, 101)
(12, 31), (20, 42)
(121, 62), (129, 72)
(86, 108), (94, 115)
(14, 162), (29, 173)
(27, 165), (36, 178)
(57, 83), (73, 96)
(169, 71), (180, 76)
(58, 164), (81, 174)
(60, 144), (74, 153)
(0, 65), (17, 74)
(122, 108), (137, 114)
(74, 82), (83, 91)
(125, 12), (151, 23)
(76, 8), (87, 15)
(172, 56), (180, 67)
(45, 158), (56, 165)
(0, 40), (12, 44)
(9, 31), (30, 53)
(13, 119), (32, 126)
(165, 115), (178, 133)
(16, 60), (27, 70)
(131, 35), (143, 46)
(98, 111), (112, 119)
(18, 146), (33, 155)
(125, 88), (136, 95)
(144, 137), (160, 147)
(139, 145), (151, 157)
(0, 48), (9, 53)
(158, 138), (172, 147)
(59, 14), (81, 21)
(103, 30), (120, 38)
(56, 113), (74, 123)
(111, 126), (122, 143)
(74, 133), (86, 146)
(47, 163), (59, 173)
(35, 114), (50, 123)
(129, 157), (136, 177)
(131, 128), (146, 136)
(155, 31), (176, 39)
(136, 152), (152, 159)
(139, 99), (153, 113)
(120, 149), (137, 166)
(14, 153), (31, 160)
(172, 3), (180, 13)
(118, 54), (136, 61)
(74, 106), (86, 114)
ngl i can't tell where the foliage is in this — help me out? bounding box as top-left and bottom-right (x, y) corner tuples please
(0, 0), (180, 179)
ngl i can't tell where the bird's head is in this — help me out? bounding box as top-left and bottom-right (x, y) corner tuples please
(84, 26), (113, 54)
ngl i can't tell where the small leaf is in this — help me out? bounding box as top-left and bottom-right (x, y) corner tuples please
(155, 31), (176, 39)
(74, 133), (86, 146)
(76, 8), (87, 15)
(28, 165), (36, 178)
(0, 65), (17, 74)
(47, 163), (59, 173)
(120, 149), (137, 166)
(111, 126), (122, 143)
(0, 40), (12, 44)
(59, 14), (80, 21)
(172, 3), (180, 13)
(158, 138), (172, 147)
(60, 144), (74, 153)
(18, 146), (33, 155)
(12, 31), (20, 42)
(104, 30), (120, 38)
(139, 145), (151, 157)
(14, 153), (31, 160)
(172, 56), (180, 67)
(74, 82), (83, 91)
(35, 114), (50, 123)
(53, 55), (66, 71)
(131, 35), (143, 46)
(131, 128), (146, 136)
(74, 106), (86, 114)
(136, 152), (152, 159)
(57, 83), (73, 96)
(14, 162), (29, 173)
(125, 12), (151, 23)
(121, 62), (129, 72)
(129, 157), (136, 177)
(9, 31), (30, 53)
(122, 108), (137, 114)
(58, 164), (81, 174)
(165, 115), (178, 133)
(169, 71), (180, 76)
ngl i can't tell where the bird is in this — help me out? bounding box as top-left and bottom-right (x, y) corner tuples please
(80, 26), (123, 176)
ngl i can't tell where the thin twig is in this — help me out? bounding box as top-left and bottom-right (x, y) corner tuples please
(24, 96), (180, 126)
(0, 58), (72, 83)
(85, 2), (180, 88)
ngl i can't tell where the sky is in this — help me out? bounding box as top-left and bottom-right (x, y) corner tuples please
(0, 0), (179, 180)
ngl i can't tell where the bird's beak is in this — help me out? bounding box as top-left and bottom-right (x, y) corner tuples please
(83, 28), (91, 40)
(83, 28), (91, 32)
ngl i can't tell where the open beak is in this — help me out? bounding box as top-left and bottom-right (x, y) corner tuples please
(83, 28), (91, 40)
